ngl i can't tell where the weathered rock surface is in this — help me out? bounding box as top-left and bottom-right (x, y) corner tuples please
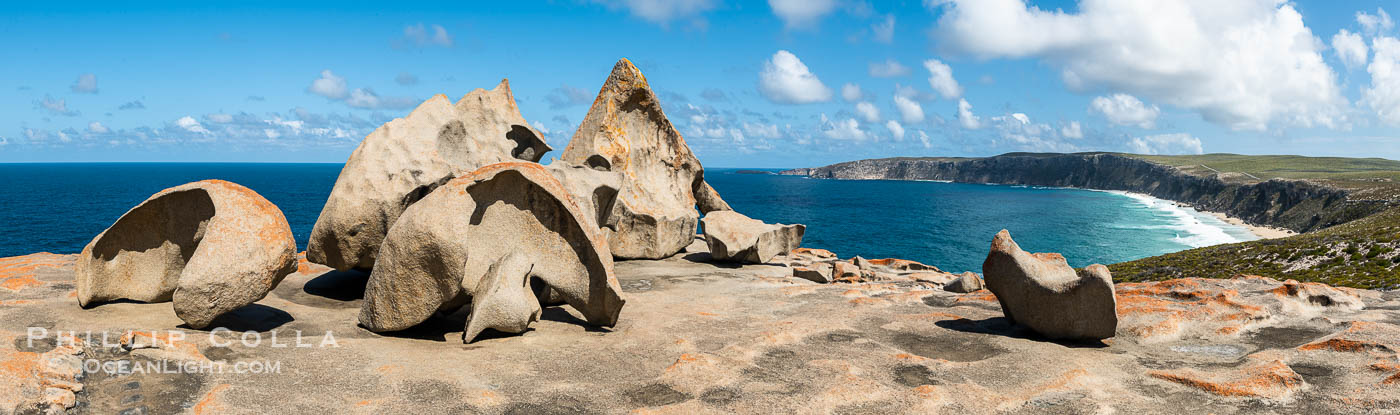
(982, 230), (1118, 340)
(944, 272), (984, 293)
(74, 180), (297, 328)
(544, 161), (622, 232)
(307, 80), (549, 271)
(358, 163), (625, 343)
(3, 242), (1399, 413)
(560, 58), (730, 259)
(700, 211), (805, 264)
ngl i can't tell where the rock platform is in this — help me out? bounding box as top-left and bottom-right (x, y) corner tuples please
(2, 241), (1399, 414)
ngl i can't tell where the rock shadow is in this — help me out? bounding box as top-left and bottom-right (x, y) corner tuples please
(180, 303), (293, 333)
(302, 269), (369, 302)
(933, 317), (1109, 349)
(540, 307), (612, 333)
(679, 251), (743, 269)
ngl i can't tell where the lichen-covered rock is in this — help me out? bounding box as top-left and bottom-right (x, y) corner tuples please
(700, 211), (805, 264)
(307, 80), (549, 271)
(75, 180), (297, 328)
(982, 230), (1117, 340)
(359, 163), (625, 343)
(559, 58), (728, 259)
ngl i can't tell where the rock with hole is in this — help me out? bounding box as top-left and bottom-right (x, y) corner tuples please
(75, 180), (297, 328)
(559, 58), (730, 259)
(981, 229), (1117, 340)
(358, 163), (625, 343)
(307, 80), (550, 271)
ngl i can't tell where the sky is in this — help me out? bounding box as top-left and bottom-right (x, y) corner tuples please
(2, 0), (1398, 168)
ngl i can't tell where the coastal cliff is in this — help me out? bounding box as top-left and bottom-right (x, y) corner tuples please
(780, 153), (1389, 234)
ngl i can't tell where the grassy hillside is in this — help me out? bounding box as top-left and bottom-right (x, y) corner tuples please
(1110, 153), (1400, 289)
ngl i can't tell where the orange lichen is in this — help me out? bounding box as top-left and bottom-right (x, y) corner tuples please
(192, 384), (232, 415)
(791, 248), (836, 258)
(955, 291), (997, 303)
(0, 253), (70, 292)
(1149, 360), (1302, 397)
(1299, 338), (1392, 353)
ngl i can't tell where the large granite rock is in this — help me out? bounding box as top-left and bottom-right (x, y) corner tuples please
(981, 230), (1118, 340)
(307, 80), (549, 271)
(700, 211), (805, 264)
(74, 180), (297, 328)
(358, 163), (625, 343)
(545, 161), (622, 232)
(559, 58), (730, 259)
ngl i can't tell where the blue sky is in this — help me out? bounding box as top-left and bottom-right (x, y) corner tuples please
(2, 0), (1398, 167)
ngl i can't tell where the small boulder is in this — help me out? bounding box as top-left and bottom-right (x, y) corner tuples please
(700, 211), (805, 264)
(832, 262), (861, 283)
(792, 263), (833, 283)
(359, 163), (626, 343)
(75, 180), (297, 328)
(981, 230), (1117, 340)
(944, 272), (984, 293)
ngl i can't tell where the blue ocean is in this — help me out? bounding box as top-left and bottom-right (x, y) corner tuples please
(0, 164), (1256, 273)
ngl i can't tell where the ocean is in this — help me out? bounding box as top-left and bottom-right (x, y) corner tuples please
(0, 164), (1257, 273)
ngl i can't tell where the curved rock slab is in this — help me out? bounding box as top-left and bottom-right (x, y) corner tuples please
(359, 163), (625, 343)
(560, 58), (730, 259)
(75, 180), (297, 328)
(982, 230), (1117, 340)
(307, 80), (549, 271)
(701, 211), (805, 264)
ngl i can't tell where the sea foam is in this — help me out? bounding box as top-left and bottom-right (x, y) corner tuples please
(1103, 190), (1259, 248)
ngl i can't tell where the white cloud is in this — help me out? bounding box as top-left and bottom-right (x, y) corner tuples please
(71, 73), (98, 94)
(869, 59), (911, 78)
(1089, 94), (1160, 129)
(915, 130), (932, 148)
(885, 120), (905, 140)
(893, 94), (924, 123)
(36, 95), (77, 116)
(1128, 133), (1203, 155)
(957, 98), (981, 129)
(175, 116), (210, 134)
(593, 0), (716, 25)
(758, 50), (833, 104)
(308, 70), (348, 100)
(207, 113), (234, 123)
(855, 101), (880, 122)
(988, 112), (1076, 152)
(87, 121), (109, 134)
(742, 122), (781, 139)
(923, 59), (963, 99)
(841, 83), (863, 102)
(1061, 121), (1083, 139)
(871, 14), (895, 43)
(1010, 113), (1030, 124)
(931, 0), (1347, 131)
(769, 0), (837, 29)
(531, 121), (552, 135)
(1364, 36), (1400, 126)
(402, 23), (453, 47)
(819, 113), (869, 141)
(1332, 29), (1369, 69)
(1358, 8), (1394, 35)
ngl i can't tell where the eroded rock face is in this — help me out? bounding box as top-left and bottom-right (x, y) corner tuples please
(545, 161), (622, 232)
(560, 58), (729, 259)
(982, 230), (1117, 340)
(358, 163), (625, 343)
(75, 180), (297, 328)
(944, 272), (984, 293)
(701, 211), (805, 264)
(307, 80), (549, 271)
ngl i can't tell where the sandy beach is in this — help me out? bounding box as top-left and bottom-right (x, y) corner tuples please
(1207, 211), (1297, 239)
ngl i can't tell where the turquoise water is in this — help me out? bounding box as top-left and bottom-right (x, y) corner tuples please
(0, 164), (1256, 272)
(705, 168), (1257, 272)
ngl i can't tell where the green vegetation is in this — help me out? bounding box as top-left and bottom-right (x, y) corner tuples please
(1110, 153), (1400, 290)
